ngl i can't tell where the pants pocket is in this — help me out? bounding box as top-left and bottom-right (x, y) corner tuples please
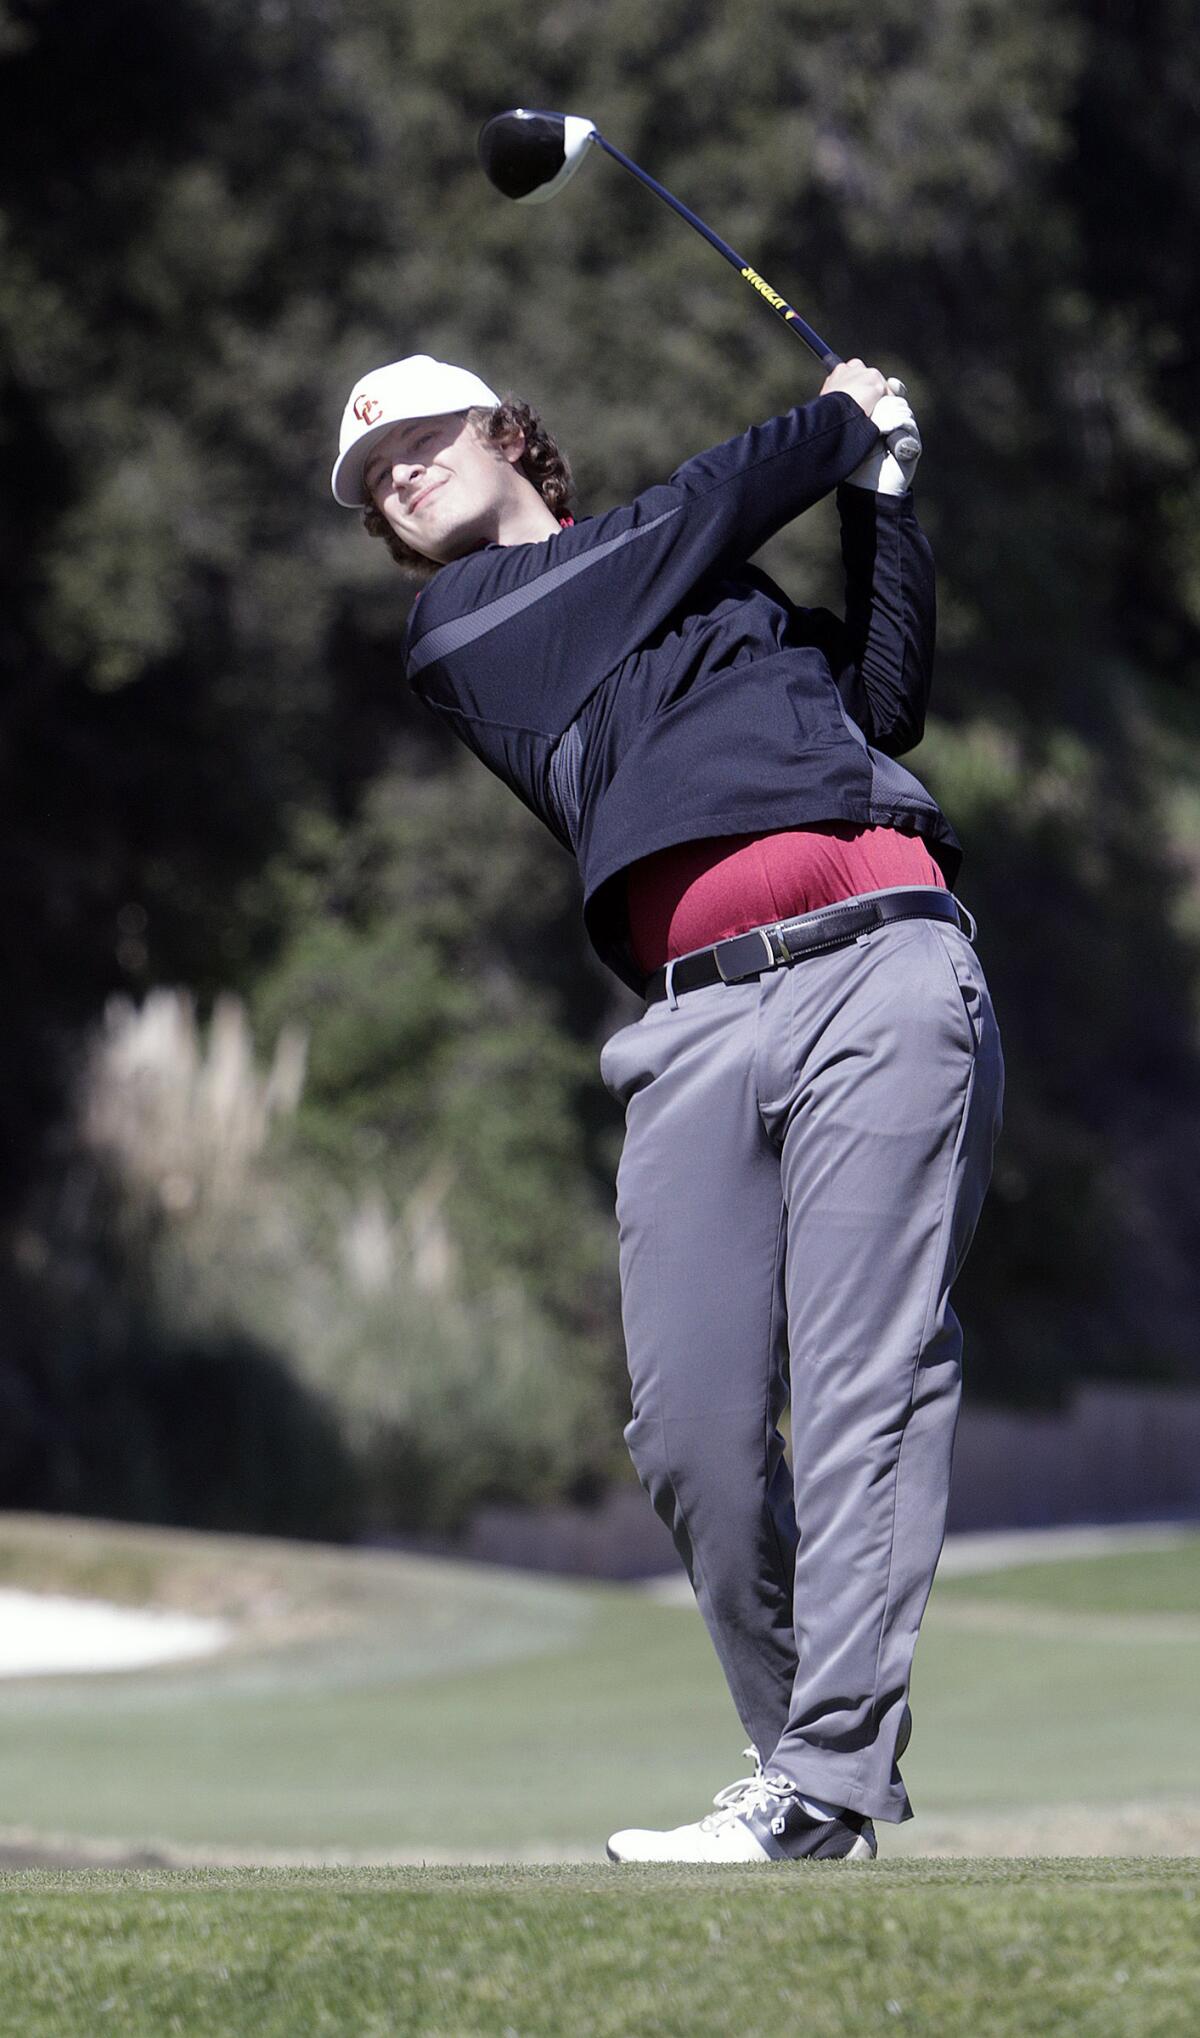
(927, 923), (990, 1054)
(599, 1019), (639, 1101)
(929, 924), (1005, 1138)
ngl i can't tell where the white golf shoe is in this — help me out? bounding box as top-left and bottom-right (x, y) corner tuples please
(606, 1750), (877, 1864)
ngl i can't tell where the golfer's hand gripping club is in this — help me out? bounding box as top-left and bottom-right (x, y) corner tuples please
(824, 368), (923, 493)
(478, 109), (921, 464)
(866, 380), (923, 494)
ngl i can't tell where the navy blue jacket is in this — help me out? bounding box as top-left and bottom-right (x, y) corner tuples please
(403, 389), (961, 993)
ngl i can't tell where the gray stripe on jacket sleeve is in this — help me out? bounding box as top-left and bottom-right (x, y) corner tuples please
(406, 505), (682, 679)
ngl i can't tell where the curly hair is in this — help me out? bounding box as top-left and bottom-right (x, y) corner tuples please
(361, 398), (574, 581)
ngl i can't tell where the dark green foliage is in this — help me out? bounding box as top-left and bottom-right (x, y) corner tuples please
(0, 0), (1198, 1530)
(0, 1225), (357, 1539)
(251, 762), (614, 1314)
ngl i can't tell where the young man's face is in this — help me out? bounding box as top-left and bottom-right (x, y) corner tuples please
(362, 412), (525, 563)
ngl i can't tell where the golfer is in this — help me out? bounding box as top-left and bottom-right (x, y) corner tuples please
(331, 354), (1004, 1862)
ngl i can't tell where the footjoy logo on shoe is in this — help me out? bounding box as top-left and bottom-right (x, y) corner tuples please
(353, 393), (382, 424)
(771, 1814), (786, 1836)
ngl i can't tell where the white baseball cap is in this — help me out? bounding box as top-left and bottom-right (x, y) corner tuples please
(331, 355), (500, 507)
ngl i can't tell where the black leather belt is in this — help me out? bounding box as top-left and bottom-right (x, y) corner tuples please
(643, 888), (975, 1005)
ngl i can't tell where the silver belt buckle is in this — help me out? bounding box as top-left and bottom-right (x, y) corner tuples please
(715, 926), (783, 986)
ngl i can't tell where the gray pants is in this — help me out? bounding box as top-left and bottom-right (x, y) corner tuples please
(600, 889), (1004, 1822)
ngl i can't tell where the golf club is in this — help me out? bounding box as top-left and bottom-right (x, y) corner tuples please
(477, 108), (919, 461)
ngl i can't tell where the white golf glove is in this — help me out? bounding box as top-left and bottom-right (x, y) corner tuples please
(845, 378), (921, 496)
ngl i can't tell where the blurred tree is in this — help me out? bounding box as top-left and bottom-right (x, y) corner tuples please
(249, 759), (616, 1339)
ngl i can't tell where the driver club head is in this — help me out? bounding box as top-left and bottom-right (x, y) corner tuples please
(478, 108), (598, 205)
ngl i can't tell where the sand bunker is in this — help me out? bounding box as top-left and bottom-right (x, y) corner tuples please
(0, 1589), (231, 1677)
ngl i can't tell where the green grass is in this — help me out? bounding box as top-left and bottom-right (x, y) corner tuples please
(0, 1863), (1196, 2037)
(0, 1519), (1197, 1863)
(934, 1540), (1200, 1616)
(1, 1522), (1198, 2037)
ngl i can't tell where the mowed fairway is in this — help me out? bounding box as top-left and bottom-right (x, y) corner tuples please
(0, 1516), (1198, 1863)
(0, 1863), (1197, 2037)
(0, 1522), (1198, 2036)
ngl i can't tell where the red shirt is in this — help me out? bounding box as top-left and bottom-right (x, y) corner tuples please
(626, 824), (947, 976)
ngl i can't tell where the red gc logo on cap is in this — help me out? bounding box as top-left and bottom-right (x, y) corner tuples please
(353, 393), (382, 425)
